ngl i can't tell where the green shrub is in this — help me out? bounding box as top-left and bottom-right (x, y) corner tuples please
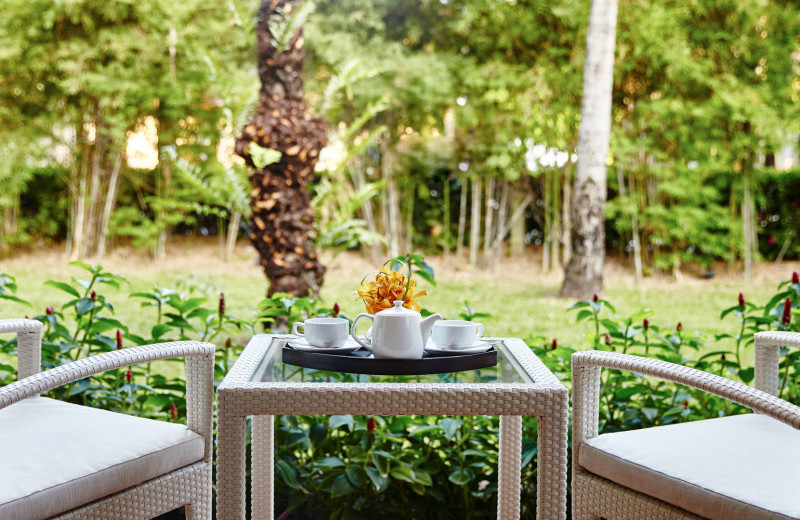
(1, 262), (798, 519)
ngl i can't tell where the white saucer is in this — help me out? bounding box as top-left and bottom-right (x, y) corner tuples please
(424, 339), (501, 356)
(286, 337), (362, 354)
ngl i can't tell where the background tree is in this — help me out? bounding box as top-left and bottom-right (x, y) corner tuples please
(236, 0), (328, 297)
(561, 0), (618, 298)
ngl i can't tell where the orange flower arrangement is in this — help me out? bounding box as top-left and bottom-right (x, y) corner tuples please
(354, 264), (427, 314)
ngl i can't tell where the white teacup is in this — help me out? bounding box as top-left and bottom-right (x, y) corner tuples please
(430, 320), (485, 350)
(291, 318), (349, 348)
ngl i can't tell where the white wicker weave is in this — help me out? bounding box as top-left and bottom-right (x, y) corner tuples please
(0, 319), (215, 520)
(571, 331), (800, 520)
(216, 334), (569, 520)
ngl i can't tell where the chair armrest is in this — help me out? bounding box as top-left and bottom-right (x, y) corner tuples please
(571, 350), (800, 469)
(0, 319), (43, 379)
(755, 331), (800, 396)
(0, 341), (216, 461)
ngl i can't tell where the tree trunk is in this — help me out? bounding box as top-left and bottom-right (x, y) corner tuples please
(155, 162), (171, 260)
(550, 168), (561, 271)
(442, 173), (451, 254)
(480, 175), (495, 268)
(70, 134), (89, 262)
(383, 140), (401, 257)
(235, 0), (327, 297)
(509, 179), (526, 255)
(225, 210), (241, 262)
(350, 158), (381, 262)
(469, 175), (482, 268)
(95, 153), (123, 259)
(562, 160), (572, 266)
(491, 178), (510, 270)
(456, 173), (468, 259)
(561, 0), (618, 299)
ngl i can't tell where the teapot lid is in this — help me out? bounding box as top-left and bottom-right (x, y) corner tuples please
(379, 300), (418, 316)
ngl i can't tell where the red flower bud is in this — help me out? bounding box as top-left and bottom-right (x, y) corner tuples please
(116, 329), (123, 350)
(333, 302), (340, 317)
(643, 318), (649, 331)
(721, 353), (726, 361)
(367, 416), (376, 433)
(738, 292), (745, 311)
(793, 271), (799, 285)
(46, 306), (54, 315)
(781, 297), (792, 326)
(218, 292), (225, 316)
(676, 322), (683, 332)
(604, 333), (612, 346)
(593, 294), (599, 303)
(683, 400), (688, 410)
(170, 401), (178, 421)
(551, 338), (557, 350)
(125, 369), (132, 383)
(90, 290), (97, 301)
(225, 337), (232, 350)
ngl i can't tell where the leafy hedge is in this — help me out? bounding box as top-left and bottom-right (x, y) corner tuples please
(0, 264), (798, 519)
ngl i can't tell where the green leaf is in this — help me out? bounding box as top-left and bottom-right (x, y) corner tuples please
(314, 457), (345, 469)
(151, 323), (172, 340)
(371, 452), (391, 475)
(329, 474), (355, 497)
(345, 465), (368, 488)
(329, 415), (355, 430)
(249, 142), (282, 169)
(365, 467), (387, 491)
(641, 407), (658, 421)
(309, 422), (327, 446)
(68, 378), (91, 397)
(75, 298), (95, 316)
(44, 281), (81, 299)
(285, 431), (308, 447)
(412, 468), (432, 486)
(440, 417), (462, 439)
(275, 460), (303, 489)
(390, 464), (415, 483)
(448, 468), (475, 485)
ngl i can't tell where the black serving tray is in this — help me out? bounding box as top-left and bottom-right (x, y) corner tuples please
(282, 345), (497, 375)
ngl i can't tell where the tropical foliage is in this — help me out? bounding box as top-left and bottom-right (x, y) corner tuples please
(1, 263), (798, 518)
(1, 0), (798, 275)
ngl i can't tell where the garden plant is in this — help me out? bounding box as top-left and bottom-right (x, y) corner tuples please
(0, 262), (797, 519)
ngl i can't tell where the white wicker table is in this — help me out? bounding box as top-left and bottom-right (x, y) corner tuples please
(216, 335), (568, 520)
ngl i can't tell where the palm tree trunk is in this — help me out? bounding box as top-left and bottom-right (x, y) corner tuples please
(235, 0), (327, 297)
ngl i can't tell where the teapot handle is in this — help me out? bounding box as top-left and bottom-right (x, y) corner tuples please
(351, 313), (374, 351)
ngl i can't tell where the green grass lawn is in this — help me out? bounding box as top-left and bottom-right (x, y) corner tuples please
(2, 240), (797, 356)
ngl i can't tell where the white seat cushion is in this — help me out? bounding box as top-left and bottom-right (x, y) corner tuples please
(580, 413), (800, 520)
(0, 396), (204, 520)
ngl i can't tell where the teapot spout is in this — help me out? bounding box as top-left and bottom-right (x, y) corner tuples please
(420, 313), (443, 346)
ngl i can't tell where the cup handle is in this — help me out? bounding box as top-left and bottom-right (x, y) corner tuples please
(291, 322), (305, 337)
(351, 313), (374, 351)
(475, 323), (484, 339)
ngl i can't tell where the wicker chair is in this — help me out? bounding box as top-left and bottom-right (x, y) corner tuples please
(572, 331), (800, 520)
(0, 319), (215, 520)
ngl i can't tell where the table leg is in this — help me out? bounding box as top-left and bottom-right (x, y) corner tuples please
(536, 412), (568, 520)
(497, 415), (522, 520)
(216, 412), (248, 520)
(252, 415), (275, 520)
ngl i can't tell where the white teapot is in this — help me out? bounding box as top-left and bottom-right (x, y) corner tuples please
(351, 300), (442, 359)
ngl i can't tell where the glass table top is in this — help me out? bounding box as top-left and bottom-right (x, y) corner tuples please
(249, 338), (534, 385)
